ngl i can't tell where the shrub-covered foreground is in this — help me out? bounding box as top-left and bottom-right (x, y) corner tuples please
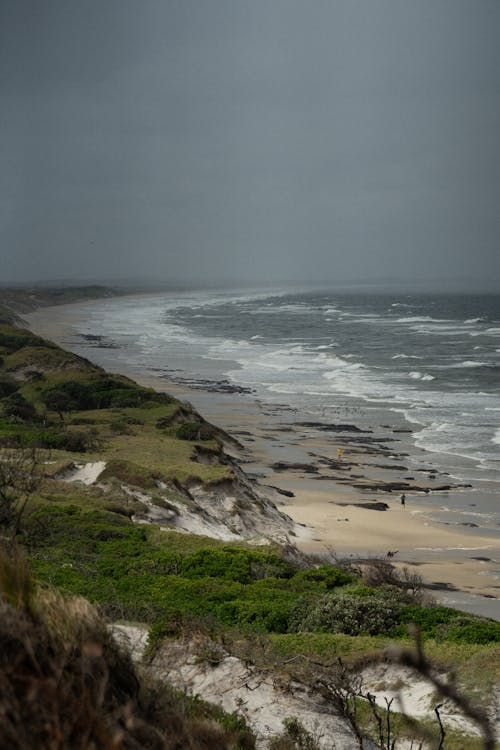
(22, 500), (500, 649)
(0, 547), (255, 749)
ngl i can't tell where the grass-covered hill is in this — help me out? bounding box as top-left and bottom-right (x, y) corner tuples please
(0, 316), (499, 748)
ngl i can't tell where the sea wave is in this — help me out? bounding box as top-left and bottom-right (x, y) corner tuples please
(396, 316), (451, 323)
(408, 371), (435, 381)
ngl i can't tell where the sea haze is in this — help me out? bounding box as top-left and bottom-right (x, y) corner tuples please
(70, 289), (500, 491)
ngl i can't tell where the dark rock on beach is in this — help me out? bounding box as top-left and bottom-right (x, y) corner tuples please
(296, 421), (372, 433)
(272, 462), (319, 474)
(332, 500), (390, 511)
(264, 485), (296, 498)
(79, 333), (120, 349)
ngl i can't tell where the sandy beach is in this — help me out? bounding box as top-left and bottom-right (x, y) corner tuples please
(24, 301), (500, 618)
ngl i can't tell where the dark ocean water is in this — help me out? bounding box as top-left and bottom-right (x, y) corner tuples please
(74, 288), (500, 490)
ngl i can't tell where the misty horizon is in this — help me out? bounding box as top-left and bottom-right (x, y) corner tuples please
(1, 1), (499, 292)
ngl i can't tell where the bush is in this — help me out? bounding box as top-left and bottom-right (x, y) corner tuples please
(270, 717), (319, 750)
(396, 604), (461, 638)
(437, 616), (500, 645)
(180, 548), (291, 584)
(42, 376), (173, 414)
(0, 329), (55, 353)
(176, 421), (215, 441)
(2, 393), (38, 423)
(292, 565), (353, 590)
(291, 593), (401, 636)
(99, 459), (158, 489)
(36, 428), (100, 452)
(0, 375), (18, 398)
(216, 590), (294, 633)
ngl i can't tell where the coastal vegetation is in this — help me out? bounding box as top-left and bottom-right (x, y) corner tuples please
(0, 308), (499, 748)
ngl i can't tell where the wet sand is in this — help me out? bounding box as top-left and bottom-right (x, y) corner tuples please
(24, 302), (500, 618)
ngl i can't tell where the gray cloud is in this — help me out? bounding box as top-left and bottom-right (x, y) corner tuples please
(1, 0), (499, 289)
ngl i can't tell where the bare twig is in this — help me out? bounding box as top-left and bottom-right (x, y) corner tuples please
(386, 628), (496, 750)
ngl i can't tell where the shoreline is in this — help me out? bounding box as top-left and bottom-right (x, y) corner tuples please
(23, 298), (500, 619)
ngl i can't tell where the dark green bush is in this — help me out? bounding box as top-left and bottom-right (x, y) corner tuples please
(0, 375), (18, 398)
(176, 421), (215, 441)
(293, 565), (353, 590)
(99, 459), (158, 489)
(395, 605), (500, 643)
(437, 616), (500, 644)
(0, 329), (56, 353)
(36, 427), (100, 452)
(42, 377), (173, 413)
(216, 588), (295, 633)
(395, 605), (460, 638)
(2, 393), (38, 423)
(180, 548), (291, 584)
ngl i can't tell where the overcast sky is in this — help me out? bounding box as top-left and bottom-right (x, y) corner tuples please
(1, 0), (499, 290)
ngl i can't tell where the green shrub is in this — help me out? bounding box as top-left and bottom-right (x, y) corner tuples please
(42, 376), (173, 414)
(2, 393), (38, 423)
(99, 459), (158, 489)
(216, 590), (294, 633)
(0, 375), (18, 398)
(176, 421), (215, 441)
(395, 605), (461, 638)
(0, 328), (56, 353)
(36, 427), (100, 452)
(180, 548), (291, 584)
(437, 616), (500, 645)
(292, 565), (353, 590)
(291, 593), (401, 636)
(269, 717), (319, 750)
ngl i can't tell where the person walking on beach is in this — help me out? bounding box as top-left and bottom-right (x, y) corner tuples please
(337, 448), (343, 461)
(401, 493), (406, 508)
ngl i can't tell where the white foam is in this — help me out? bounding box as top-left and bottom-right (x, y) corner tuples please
(492, 428), (500, 448)
(455, 360), (489, 368)
(392, 353), (422, 359)
(408, 371), (435, 381)
(396, 316), (450, 323)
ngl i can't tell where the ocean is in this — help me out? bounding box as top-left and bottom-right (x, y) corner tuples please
(70, 288), (500, 491)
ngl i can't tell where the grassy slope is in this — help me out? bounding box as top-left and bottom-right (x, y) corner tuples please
(0, 318), (499, 747)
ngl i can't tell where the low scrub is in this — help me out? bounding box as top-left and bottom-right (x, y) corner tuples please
(42, 376), (173, 414)
(99, 459), (160, 489)
(0, 326), (58, 354)
(290, 593), (401, 636)
(0, 546), (255, 749)
(176, 421), (216, 441)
